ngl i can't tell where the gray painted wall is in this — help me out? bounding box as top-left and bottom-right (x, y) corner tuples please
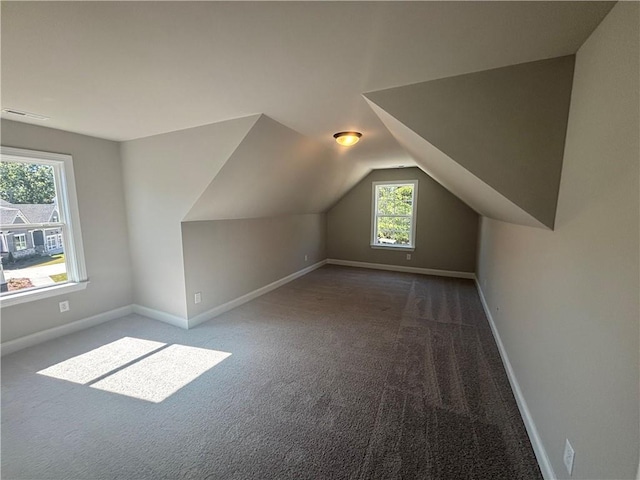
(120, 115), (260, 319)
(327, 167), (478, 273)
(365, 56), (575, 229)
(476, 3), (639, 478)
(182, 214), (326, 318)
(121, 114), (368, 320)
(0, 120), (133, 342)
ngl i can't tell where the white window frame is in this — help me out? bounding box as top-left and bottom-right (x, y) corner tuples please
(371, 180), (418, 250)
(13, 233), (26, 251)
(1, 147), (88, 306)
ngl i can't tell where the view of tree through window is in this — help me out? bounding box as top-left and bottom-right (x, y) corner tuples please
(0, 162), (56, 204)
(1, 160), (68, 294)
(372, 181), (417, 247)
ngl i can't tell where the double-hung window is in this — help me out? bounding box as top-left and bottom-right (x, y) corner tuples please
(1, 147), (87, 305)
(371, 180), (418, 249)
(13, 234), (26, 251)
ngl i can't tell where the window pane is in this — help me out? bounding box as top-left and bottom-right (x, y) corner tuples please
(0, 162), (55, 205)
(2, 231), (68, 292)
(396, 185), (413, 215)
(377, 186), (395, 215)
(1, 159), (68, 294)
(376, 216), (411, 245)
(377, 184), (414, 215)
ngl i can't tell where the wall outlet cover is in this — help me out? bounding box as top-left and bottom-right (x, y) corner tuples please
(194, 292), (202, 304)
(59, 301), (70, 313)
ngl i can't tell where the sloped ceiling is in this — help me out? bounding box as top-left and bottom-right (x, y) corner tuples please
(365, 56), (576, 229)
(184, 115), (403, 221)
(365, 101), (546, 229)
(1, 2), (612, 151)
(2, 3), (613, 227)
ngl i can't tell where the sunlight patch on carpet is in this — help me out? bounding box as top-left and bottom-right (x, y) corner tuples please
(37, 337), (166, 384)
(90, 344), (231, 403)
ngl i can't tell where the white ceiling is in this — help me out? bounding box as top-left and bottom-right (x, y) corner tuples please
(1, 1), (613, 167)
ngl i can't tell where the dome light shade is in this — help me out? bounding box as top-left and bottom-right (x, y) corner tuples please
(333, 131), (362, 146)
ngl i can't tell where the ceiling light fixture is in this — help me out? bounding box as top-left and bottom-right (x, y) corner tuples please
(333, 131), (362, 147)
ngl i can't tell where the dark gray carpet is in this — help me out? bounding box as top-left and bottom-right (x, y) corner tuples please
(1, 265), (542, 479)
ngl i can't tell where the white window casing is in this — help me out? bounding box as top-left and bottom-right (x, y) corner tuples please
(371, 179), (418, 250)
(1, 147), (88, 306)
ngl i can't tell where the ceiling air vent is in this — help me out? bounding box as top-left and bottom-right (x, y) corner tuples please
(2, 108), (49, 120)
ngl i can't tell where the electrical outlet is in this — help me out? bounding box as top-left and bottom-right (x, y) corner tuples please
(406, 253), (411, 260)
(304, 254), (308, 262)
(59, 301), (70, 313)
(563, 439), (575, 476)
(194, 292), (202, 304)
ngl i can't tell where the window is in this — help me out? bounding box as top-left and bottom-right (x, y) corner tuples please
(371, 180), (418, 249)
(46, 234), (61, 251)
(1, 147), (87, 305)
(13, 234), (26, 251)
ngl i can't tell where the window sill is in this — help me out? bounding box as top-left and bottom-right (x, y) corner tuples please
(370, 244), (415, 252)
(0, 281), (88, 307)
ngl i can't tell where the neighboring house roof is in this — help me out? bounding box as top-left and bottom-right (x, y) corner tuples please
(0, 200), (57, 224)
(14, 204), (57, 223)
(0, 207), (20, 225)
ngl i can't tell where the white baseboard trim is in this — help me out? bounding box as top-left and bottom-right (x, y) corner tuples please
(327, 259), (475, 279)
(1, 305), (133, 357)
(189, 259), (327, 328)
(474, 278), (556, 480)
(132, 304), (189, 330)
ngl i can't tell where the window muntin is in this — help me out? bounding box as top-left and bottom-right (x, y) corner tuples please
(1, 147), (87, 303)
(371, 180), (418, 249)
